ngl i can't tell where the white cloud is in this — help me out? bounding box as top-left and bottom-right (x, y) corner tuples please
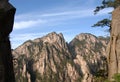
(40, 9), (94, 18)
(13, 7), (113, 30)
(96, 8), (114, 15)
(14, 19), (46, 29)
(14, 9), (92, 30)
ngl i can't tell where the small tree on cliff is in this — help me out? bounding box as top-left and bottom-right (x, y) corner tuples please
(92, 0), (120, 30)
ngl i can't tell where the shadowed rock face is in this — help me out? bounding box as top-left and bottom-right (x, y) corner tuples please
(0, 1), (16, 82)
(13, 32), (109, 82)
(107, 6), (120, 80)
(70, 33), (109, 82)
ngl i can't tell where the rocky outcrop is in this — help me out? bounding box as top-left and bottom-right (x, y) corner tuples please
(107, 6), (120, 80)
(69, 33), (108, 82)
(0, 1), (16, 82)
(13, 32), (109, 82)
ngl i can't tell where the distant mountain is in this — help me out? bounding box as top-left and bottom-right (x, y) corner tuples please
(12, 32), (109, 82)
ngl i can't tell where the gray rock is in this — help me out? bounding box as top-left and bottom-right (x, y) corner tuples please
(13, 32), (109, 82)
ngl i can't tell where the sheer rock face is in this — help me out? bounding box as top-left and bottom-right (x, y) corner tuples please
(13, 32), (109, 82)
(107, 6), (120, 79)
(0, 1), (16, 82)
(70, 33), (108, 82)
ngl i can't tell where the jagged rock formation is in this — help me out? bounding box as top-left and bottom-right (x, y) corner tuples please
(107, 6), (120, 80)
(0, 0), (16, 82)
(12, 32), (109, 82)
(70, 33), (109, 82)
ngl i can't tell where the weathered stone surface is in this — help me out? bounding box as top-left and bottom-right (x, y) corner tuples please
(70, 33), (108, 82)
(107, 6), (120, 80)
(13, 32), (80, 82)
(13, 32), (109, 82)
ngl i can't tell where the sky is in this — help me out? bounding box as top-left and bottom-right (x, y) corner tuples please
(9, 0), (113, 49)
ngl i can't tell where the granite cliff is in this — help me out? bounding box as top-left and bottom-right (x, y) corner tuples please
(12, 32), (109, 82)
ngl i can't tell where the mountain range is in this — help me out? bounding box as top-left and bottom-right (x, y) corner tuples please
(12, 32), (109, 82)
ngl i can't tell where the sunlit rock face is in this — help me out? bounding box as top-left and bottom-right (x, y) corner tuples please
(69, 33), (109, 82)
(12, 32), (109, 82)
(107, 6), (120, 80)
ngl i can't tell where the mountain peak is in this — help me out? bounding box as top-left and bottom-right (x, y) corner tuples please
(40, 32), (65, 44)
(13, 32), (109, 82)
(75, 33), (97, 43)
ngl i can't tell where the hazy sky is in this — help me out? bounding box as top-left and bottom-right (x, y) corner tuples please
(9, 0), (113, 49)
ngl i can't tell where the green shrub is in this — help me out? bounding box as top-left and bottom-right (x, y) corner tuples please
(113, 73), (120, 82)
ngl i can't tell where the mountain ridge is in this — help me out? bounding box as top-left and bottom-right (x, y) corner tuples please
(12, 32), (109, 82)
(14, 32), (109, 50)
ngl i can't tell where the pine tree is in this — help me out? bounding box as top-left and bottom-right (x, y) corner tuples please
(93, 0), (120, 29)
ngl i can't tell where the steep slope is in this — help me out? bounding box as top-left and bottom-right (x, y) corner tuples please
(69, 33), (109, 82)
(12, 32), (109, 82)
(13, 32), (81, 82)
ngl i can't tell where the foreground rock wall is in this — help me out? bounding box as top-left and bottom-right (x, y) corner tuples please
(0, 1), (16, 82)
(107, 6), (120, 80)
